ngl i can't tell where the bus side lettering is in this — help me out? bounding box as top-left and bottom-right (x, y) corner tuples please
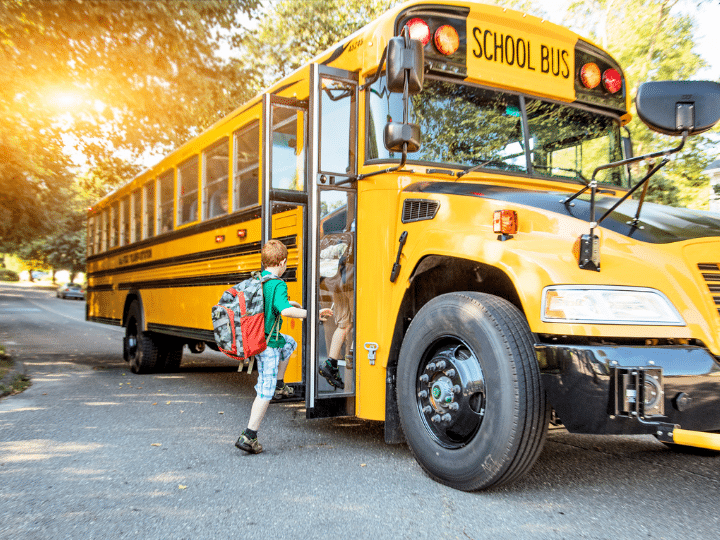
(472, 26), (569, 78)
(118, 248), (152, 266)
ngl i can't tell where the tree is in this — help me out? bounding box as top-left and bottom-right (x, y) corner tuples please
(241, 0), (398, 88)
(562, 0), (718, 209)
(0, 0), (261, 253)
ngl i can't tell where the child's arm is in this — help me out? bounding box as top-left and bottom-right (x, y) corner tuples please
(280, 306), (333, 321)
(281, 306), (307, 319)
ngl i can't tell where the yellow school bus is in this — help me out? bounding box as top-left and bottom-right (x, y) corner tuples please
(87, 0), (720, 490)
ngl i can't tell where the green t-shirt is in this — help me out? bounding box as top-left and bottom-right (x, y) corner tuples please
(261, 270), (292, 348)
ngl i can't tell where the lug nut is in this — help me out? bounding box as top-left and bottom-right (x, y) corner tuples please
(418, 390), (428, 399)
(436, 360), (446, 369)
(426, 363), (436, 371)
(419, 374), (429, 383)
(445, 369), (456, 377)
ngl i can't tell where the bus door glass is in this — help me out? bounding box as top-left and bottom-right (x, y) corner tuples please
(261, 93), (309, 385)
(307, 64), (358, 418)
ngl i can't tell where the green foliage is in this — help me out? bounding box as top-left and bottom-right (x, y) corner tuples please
(243, 0), (398, 87)
(0, 0), (261, 255)
(563, 0), (718, 209)
(0, 269), (20, 282)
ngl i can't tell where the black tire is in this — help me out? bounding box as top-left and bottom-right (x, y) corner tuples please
(160, 340), (184, 372)
(125, 302), (161, 374)
(397, 292), (549, 491)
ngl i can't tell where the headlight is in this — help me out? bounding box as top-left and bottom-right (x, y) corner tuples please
(541, 286), (685, 325)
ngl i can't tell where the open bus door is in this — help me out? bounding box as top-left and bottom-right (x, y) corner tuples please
(261, 92), (309, 388)
(306, 64), (359, 418)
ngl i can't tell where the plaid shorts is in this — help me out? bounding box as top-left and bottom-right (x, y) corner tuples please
(254, 333), (297, 400)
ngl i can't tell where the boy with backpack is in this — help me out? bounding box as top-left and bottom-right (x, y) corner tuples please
(235, 239), (331, 454)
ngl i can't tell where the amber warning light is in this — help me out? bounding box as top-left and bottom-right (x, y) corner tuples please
(580, 63), (622, 94)
(493, 210), (518, 235)
(406, 17), (460, 56)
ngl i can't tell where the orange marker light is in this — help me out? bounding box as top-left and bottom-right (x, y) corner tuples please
(215, 235), (225, 243)
(493, 210), (518, 235)
(434, 25), (459, 55)
(237, 229), (247, 239)
(407, 18), (430, 45)
(580, 63), (601, 89)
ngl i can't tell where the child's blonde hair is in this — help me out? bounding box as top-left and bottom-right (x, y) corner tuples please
(261, 239), (288, 267)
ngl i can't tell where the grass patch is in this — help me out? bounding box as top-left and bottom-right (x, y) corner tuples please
(0, 349), (31, 397)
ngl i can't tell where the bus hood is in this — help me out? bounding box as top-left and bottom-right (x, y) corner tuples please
(404, 182), (720, 244)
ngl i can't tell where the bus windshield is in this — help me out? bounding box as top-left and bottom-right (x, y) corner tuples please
(367, 77), (628, 187)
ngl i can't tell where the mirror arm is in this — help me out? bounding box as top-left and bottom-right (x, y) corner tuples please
(359, 46), (388, 92)
(563, 130), (687, 210)
(594, 157), (669, 230)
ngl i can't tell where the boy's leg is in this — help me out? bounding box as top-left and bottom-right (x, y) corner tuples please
(236, 346), (280, 454)
(274, 335), (297, 399)
(247, 397), (270, 431)
(277, 334), (297, 381)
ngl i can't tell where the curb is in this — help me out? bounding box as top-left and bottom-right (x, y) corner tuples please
(0, 355), (27, 398)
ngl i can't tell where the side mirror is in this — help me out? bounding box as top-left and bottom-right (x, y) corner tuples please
(636, 80), (720, 136)
(386, 36), (424, 94)
(384, 122), (421, 153)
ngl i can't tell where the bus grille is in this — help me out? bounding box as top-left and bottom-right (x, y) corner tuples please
(698, 263), (720, 319)
(402, 199), (440, 223)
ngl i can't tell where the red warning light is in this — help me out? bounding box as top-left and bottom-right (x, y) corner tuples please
(602, 68), (622, 94)
(406, 18), (431, 46)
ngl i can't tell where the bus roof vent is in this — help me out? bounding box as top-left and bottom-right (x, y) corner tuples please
(402, 199), (440, 223)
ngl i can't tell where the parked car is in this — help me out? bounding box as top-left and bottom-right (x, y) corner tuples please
(57, 283), (85, 300)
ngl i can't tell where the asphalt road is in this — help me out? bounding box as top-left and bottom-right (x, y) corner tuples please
(1, 282), (719, 539)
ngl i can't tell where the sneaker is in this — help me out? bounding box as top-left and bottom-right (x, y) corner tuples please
(273, 383), (295, 400)
(319, 360), (344, 389)
(235, 433), (263, 454)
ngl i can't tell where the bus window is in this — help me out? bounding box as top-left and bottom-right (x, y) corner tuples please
(367, 77), (526, 173)
(101, 209), (109, 252)
(94, 214), (101, 254)
(157, 170), (174, 233)
(178, 156), (199, 226)
(121, 197), (131, 246)
(87, 217), (95, 256)
(131, 190), (142, 243)
(110, 202), (119, 248)
(233, 122), (259, 210)
(320, 78), (356, 177)
(272, 108), (305, 191)
(525, 99), (627, 187)
(203, 138), (229, 220)
(143, 181), (155, 239)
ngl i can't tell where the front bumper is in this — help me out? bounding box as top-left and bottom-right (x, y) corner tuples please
(537, 344), (720, 436)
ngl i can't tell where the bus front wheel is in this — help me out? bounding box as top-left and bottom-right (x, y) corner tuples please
(396, 292), (549, 491)
(125, 302), (162, 374)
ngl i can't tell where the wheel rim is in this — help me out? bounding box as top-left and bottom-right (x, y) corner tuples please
(415, 338), (486, 449)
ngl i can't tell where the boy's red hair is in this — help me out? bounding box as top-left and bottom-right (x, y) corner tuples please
(261, 239), (287, 267)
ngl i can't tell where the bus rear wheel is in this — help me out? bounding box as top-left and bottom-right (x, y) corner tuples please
(396, 292), (549, 491)
(125, 302), (162, 374)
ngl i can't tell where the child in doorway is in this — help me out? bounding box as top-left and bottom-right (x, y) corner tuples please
(235, 239), (331, 454)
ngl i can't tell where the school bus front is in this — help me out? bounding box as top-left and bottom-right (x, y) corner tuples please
(333, 1), (720, 490)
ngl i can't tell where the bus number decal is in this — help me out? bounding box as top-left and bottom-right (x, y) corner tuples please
(471, 27), (570, 79)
